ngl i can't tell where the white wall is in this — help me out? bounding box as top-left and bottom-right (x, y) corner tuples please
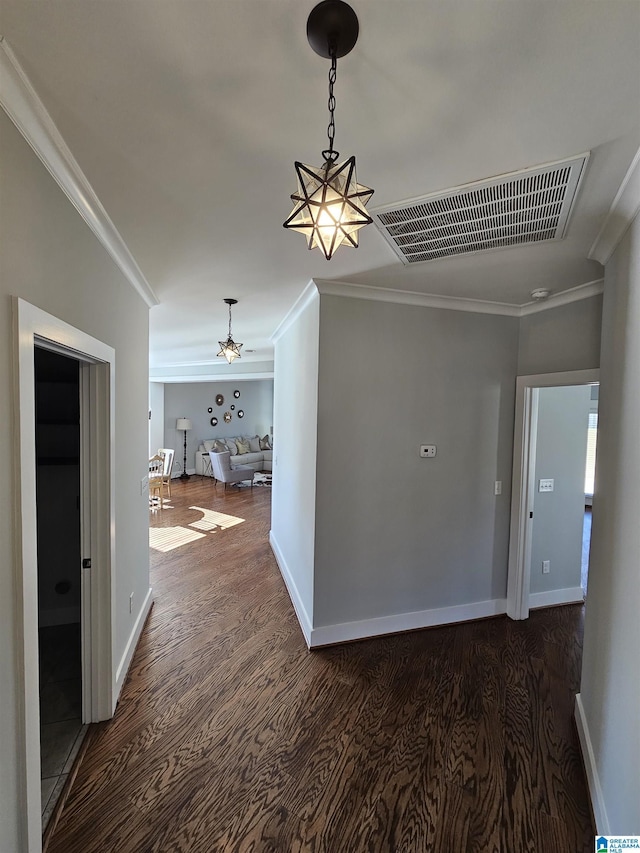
(529, 385), (591, 598)
(270, 291), (319, 635)
(579, 212), (640, 833)
(313, 295), (519, 628)
(0, 110), (151, 850)
(518, 295), (603, 375)
(163, 380), (274, 474)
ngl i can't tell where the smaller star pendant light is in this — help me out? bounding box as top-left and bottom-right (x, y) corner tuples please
(217, 298), (243, 364)
(283, 0), (373, 260)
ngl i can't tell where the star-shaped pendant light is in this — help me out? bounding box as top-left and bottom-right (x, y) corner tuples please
(283, 0), (373, 260)
(217, 298), (243, 364)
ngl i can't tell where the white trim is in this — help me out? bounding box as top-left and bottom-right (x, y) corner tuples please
(14, 298), (117, 853)
(115, 587), (154, 694)
(589, 146), (640, 265)
(309, 599), (507, 648)
(311, 277), (604, 318)
(151, 372), (274, 384)
(519, 279), (604, 315)
(0, 37), (158, 309)
(575, 693), (610, 834)
(506, 369), (599, 622)
(314, 278), (520, 316)
(270, 281), (319, 342)
(269, 531), (313, 647)
(528, 587), (584, 609)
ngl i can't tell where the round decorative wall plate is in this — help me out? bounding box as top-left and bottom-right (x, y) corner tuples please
(223, 411), (232, 423)
(230, 405), (235, 411)
(215, 394), (224, 406)
(237, 410), (244, 418)
(207, 407), (213, 413)
(210, 417), (218, 427)
(233, 390), (240, 399)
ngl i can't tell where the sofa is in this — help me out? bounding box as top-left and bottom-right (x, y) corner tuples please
(195, 434), (272, 476)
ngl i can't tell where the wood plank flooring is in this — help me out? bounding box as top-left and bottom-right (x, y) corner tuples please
(48, 477), (594, 852)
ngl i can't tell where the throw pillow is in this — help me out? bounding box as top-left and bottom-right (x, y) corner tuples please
(225, 439), (238, 456)
(203, 440), (215, 452)
(212, 439), (227, 453)
(235, 437), (250, 455)
(259, 434), (271, 450)
(249, 435), (261, 453)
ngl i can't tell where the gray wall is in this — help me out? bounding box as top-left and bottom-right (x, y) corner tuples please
(271, 293), (320, 624)
(530, 385), (591, 595)
(580, 213), (640, 832)
(163, 380), (274, 474)
(313, 295), (519, 626)
(518, 295), (603, 375)
(0, 110), (151, 850)
(149, 381), (165, 456)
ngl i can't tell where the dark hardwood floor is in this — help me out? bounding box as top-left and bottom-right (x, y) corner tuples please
(48, 477), (594, 852)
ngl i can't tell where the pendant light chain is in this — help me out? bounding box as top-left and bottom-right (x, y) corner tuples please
(323, 49), (339, 163)
(228, 301), (233, 337)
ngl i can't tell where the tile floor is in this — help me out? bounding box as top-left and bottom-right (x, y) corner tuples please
(39, 623), (88, 830)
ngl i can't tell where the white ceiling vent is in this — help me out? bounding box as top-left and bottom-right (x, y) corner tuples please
(373, 154), (589, 265)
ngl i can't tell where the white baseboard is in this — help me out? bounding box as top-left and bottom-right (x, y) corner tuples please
(309, 598), (508, 647)
(529, 586), (584, 609)
(114, 586), (154, 699)
(268, 532), (312, 647)
(575, 693), (609, 834)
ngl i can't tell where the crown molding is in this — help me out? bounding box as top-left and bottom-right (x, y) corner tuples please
(519, 279), (604, 316)
(314, 279), (521, 316)
(589, 145), (640, 265)
(270, 280), (319, 342)
(150, 372), (274, 384)
(0, 37), (159, 309)
(312, 278), (603, 318)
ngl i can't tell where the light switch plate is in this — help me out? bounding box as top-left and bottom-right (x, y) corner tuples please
(494, 481), (502, 495)
(140, 475), (148, 495)
(539, 478), (554, 492)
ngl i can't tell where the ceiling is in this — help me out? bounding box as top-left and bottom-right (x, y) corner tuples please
(1, 1), (639, 374)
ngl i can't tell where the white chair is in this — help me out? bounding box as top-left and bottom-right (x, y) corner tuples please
(209, 450), (254, 489)
(149, 454), (165, 508)
(157, 448), (175, 498)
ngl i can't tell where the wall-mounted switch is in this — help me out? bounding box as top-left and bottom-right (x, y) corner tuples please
(420, 445), (437, 458)
(494, 481), (502, 495)
(129, 592), (135, 613)
(140, 475), (148, 495)
(542, 560), (550, 574)
(539, 478), (554, 492)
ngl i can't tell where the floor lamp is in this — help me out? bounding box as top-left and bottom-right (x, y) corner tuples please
(176, 418), (192, 480)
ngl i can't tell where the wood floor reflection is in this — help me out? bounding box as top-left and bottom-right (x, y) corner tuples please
(48, 477), (594, 852)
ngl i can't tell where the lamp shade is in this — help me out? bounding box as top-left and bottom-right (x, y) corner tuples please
(176, 418), (192, 431)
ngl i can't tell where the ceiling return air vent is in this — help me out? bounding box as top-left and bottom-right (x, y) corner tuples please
(373, 153), (589, 264)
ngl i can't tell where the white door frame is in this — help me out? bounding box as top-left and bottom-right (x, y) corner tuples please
(14, 298), (116, 853)
(506, 368), (599, 621)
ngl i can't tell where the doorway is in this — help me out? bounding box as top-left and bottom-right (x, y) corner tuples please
(15, 298), (116, 853)
(506, 368), (599, 621)
(34, 347), (88, 828)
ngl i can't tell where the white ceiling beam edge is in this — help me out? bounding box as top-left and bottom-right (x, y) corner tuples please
(589, 145), (640, 265)
(0, 37), (159, 309)
(150, 372), (274, 384)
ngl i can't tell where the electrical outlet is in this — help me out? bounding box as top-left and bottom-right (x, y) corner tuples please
(420, 445), (437, 458)
(542, 560), (550, 574)
(539, 478), (554, 492)
(129, 592), (135, 613)
(494, 480), (502, 495)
